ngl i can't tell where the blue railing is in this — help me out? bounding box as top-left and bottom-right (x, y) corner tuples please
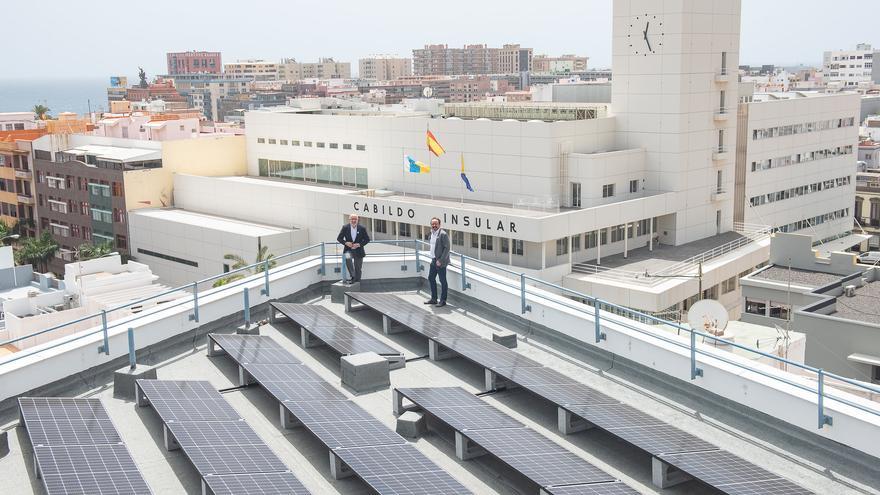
(1, 238), (879, 429)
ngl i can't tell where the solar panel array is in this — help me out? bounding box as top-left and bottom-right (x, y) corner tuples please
(18, 397), (152, 495)
(396, 387), (638, 494)
(270, 302), (403, 361)
(134, 380), (310, 495)
(346, 292), (814, 495)
(208, 332), (472, 495)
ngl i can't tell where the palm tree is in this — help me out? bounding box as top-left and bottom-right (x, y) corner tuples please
(33, 104), (50, 121)
(16, 232), (58, 273)
(76, 242), (113, 261)
(213, 246), (277, 288)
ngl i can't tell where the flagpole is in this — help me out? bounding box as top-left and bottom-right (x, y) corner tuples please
(459, 152), (464, 205)
(427, 122), (434, 201)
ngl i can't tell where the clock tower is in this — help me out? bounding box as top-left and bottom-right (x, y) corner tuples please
(611, 0), (742, 245)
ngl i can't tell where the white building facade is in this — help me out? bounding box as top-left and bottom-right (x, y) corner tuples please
(823, 43), (880, 88)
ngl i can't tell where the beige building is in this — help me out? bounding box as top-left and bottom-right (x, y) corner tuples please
(413, 43), (532, 76)
(358, 56), (412, 80)
(533, 54), (589, 73)
(223, 60), (280, 81)
(280, 58), (351, 81)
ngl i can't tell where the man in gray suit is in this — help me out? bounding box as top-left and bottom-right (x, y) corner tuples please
(425, 217), (450, 307)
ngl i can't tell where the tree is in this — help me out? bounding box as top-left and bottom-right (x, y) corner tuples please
(16, 232), (59, 273)
(33, 104), (50, 120)
(76, 242), (113, 261)
(212, 246), (277, 288)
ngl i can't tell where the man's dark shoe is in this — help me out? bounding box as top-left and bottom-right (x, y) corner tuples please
(424, 300), (438, 305)
(436, 301), (447, 307)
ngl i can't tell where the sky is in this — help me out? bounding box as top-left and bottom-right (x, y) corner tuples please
(1, 0), (874, 81)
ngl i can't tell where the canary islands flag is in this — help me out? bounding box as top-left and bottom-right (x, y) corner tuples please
(405, 155), (430, 174)
(426, 130), (445, 157)
(460, 153), (474, 192)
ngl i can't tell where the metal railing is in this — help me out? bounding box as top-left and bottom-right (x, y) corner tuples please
(1, 238), (879, 429)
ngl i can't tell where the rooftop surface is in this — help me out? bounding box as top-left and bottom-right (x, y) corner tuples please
(63, 144), (161, 163)
(130, 208), (297, 237)
(751, 266), (847, 288)
(0, 289), (873, 495)
(830, 280), (880, 326)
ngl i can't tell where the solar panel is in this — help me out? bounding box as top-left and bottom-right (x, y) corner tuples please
(313, 336), (399, 356)
(607, 424), (717, 455)
(396, 387), (483, 409)
(184, 444), (290, 476)
(454, 350), (544, 369)
(20, 398), (111, 422)
(360, 470), (471, 495)
(282, 400), (376, 424)
(434, 336), (513, 353)
(503, 451), (616, 486)
(397, 387), (523, 431)
(462, 427), (568, 457)
(165, 420), (264, 449)
(333, 444), (446, 478)
(202, 472), (311, 495)
(210, 334), (301, 365)
(243, 363), (325, 383)
(491, 367), (581, 386)
(543, 481), (640, 495)
(564, 403), (666, 430)
(657, 450), (810, 493)
(267, 381), (349, 402)
(136, 380), (222, 401)
(526, 383), (620, 407)
(42, 470), (153, 495)
(210, 333), (289, 351)
(305, 420), (407, 449)
(25, 419), (121, 447)
(34, 445), (140, 476)
(143, 398), (241, 423)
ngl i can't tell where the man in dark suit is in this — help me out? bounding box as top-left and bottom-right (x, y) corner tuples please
(425, 217), (450, 307)
(337, 213), (370, 283)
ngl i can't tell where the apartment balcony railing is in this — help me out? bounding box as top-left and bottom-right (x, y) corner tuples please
(714, 67), (731, 83)
(710, 186), (729, 201)
(13, 170), (32, 180)
(713, 107), (733, 121)
(17, 194), (34, 205)
(712, 147), (731, 161)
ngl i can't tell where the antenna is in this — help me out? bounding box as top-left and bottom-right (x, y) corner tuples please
(687, 299), (729, 345)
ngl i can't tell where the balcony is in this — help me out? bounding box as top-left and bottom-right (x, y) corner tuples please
(17, 195), (34, 205)
(712, 147), (731, 162)
(710, 187), (729, 201)
(13, 169), (32, 180)
(713, 107), (732, 122)
(714, 67), (731, 83)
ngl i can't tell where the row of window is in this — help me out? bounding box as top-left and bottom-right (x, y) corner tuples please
(556, 219), (657, 255)
(749, 176), (851, 207)
(0, 154), (28, 170)
(256, 138), (366, 152)
(0, 202), (18, 218)
(775, 208), (851, 234)
(258, 158), (368, 189)
(750, 145), (854, 172)
(372, 220), (526, 255)
(752, 117), (856, 140)
(570, 180), (639, 207)
(38, 173), (124, 196)
(38, 195), (126, 223)
(137, 248), (198, 267)
(745, 298), (791, 320)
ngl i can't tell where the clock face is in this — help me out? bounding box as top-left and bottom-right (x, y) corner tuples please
(627, 14), (664, 56)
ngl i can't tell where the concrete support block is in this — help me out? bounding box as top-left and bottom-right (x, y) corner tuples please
(206, 336), (226, 357)
(383, 354), (407, 370)
(455, 431), (487, 460)
(396, 411), (426, 438)
(33, 452), (41, 478)
(113, 364), (158, 400)
(344, 293), (365, 312)
(163, 425), (180, 451)
(329, 451), (355, 479)
(428, 339), (456, 361)
(382, 315), (406, 335)
(0, 430), (8, 458)
(268, 305), (288, 324)
(236, 323), (260, 335)
(332, 281), (360, 304)
(492, 331), (518, 348)
(341, 352), (390, 392)
(238, 365), (254, 387)
(300, 327), (324, 348)
(392, 389), (412, 416)
(135, 381), (151, 408)
(557, 407), (594, 435)
(279, 403), (302, 429)
(652, 456), (693, 488)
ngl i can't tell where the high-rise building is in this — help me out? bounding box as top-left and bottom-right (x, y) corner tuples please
(358, 56), (412, 80)
(0, 129), (45, 236)
(532, 54), (589, 73)
(278, 58), (351, 82)
(412, 44), (532, 76)
(823, 43), (880, 88)
(166, 51), (222, 75)
(223, 60), (281, 81)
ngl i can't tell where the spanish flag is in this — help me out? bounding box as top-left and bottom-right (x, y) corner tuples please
(426, 130), (445, 157)
(405, 155), (430, 174)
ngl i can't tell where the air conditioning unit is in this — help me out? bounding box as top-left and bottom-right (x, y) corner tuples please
(844, 285), (857, 297)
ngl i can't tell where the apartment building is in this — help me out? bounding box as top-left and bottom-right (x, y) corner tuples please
(358, 56), (412, 80)
(412, 43), (532, 76)
(166, 51), (222, 75)
(223, 60), (280, 81)
(735, 91), (860, 244)
(93, 112), (201, 141)
(0, 113), (37, 131)
(31, 134), (246, 273)
(823, 43), (880, 88)
(497, 44), (533, 73)
(0, 129), (44, 236)
(279, 58), (351, 81)
(532, 54), (589, 73)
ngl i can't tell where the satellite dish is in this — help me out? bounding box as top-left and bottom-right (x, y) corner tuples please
(422, 87), (433, 98)
(687, 299), (729, 340)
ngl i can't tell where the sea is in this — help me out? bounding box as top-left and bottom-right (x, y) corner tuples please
(0, 78), (110, 115)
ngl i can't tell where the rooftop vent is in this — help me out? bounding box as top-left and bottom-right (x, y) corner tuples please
(844, 285), (857, 297)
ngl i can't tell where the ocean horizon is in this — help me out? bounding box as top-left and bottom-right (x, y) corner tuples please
(0, 78), (110, 116)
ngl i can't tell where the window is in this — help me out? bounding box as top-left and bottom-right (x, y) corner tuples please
(769, 302), (790, 320)
(330, 143), (339, 149)
(585, 231), (597, 249)
(343, 144), (352, 150)
(745, 298), (767, 316)
(280, 139), (288, 145)
(398, 222), (411, 237)
(722, 276), (737, 294)
(137, 248), (198, 267)
(610, 225), (625, 243)
(452, 231), (464, 246)
(356, 145), (366, 151)
(304, 141), (313, 147)
(471, 234), (479, 248)
(111, 182), (123, 197)
(556, 238), (569, 256)
(257, 138), (265, 144)
(374, 219), (387, 234)
(600, 228), (608, 245)
(572, 235), (581, 252)
(702, 285), (719, 300)
(267, 139), (277, 145)
(571, 182), (582, 208)
(481, 235), (493, 251)
(501, 238), (509, 253)
(602, 184), (615, 198)
(292, 140), (300, 146)
(629, 180), (638, 193)
(512, 240), (524, 256)
(317, 142), (325, 148)
(115, 235), (128, 250)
